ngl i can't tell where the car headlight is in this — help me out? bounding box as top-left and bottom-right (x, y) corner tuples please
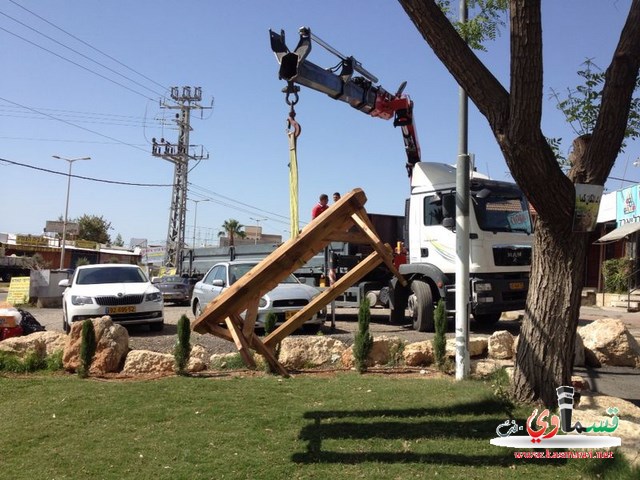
(475, 282), (492, 292)
(145, 292), (162, 302)
(259, 296), (268, 308)
(71, 295), (94, 306)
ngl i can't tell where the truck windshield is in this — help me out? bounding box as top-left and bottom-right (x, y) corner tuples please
(472, 187), (532, 234)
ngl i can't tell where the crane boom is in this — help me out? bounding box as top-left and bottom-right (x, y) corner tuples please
(270, 27), (421, 177)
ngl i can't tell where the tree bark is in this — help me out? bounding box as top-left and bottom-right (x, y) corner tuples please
(398, 0), (640, 407)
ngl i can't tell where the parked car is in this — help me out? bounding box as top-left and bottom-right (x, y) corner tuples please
(153, 275), (195, 305)
(59, 264), (164, 333)
(191, 260), (325, 331)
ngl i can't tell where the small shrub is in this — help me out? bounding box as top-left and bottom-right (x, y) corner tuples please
(602, 258), (634, 293)
(387, 341), (405, 367)
(174, 315), (191, 374)
(210, 353), (246, 370)
(353, 298), (373, 373)
(0, 351), (45, 373)
(78, 319), (97, 378)
(262, 312), (281, 373)
(432, 299), (447, 369)
(45, 350), (64, 371)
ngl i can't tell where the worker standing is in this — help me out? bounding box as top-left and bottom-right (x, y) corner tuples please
(311, 194), (330, 219)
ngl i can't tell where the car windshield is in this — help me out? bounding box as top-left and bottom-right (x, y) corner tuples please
(162, 276), (184, 284)
(472, 185), (533, 234)
(228, 264), (299, 285)
(76, 267), (148, 285)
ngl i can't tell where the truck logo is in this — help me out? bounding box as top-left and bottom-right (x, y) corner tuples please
(507, 250), (522, 263)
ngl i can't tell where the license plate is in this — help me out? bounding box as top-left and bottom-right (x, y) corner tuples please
(509, 282), (524, 290)
(106, 306), (136, 314)
(285, 310), (299, 320)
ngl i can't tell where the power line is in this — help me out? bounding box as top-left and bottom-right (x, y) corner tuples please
(0, 24), (155, 101)
(0, 157), (174, 187)
(0, 95), (150, 154)
(8, 0), (169, 92)
(0, 135), (149, 146)
(0, 9), (166, 98)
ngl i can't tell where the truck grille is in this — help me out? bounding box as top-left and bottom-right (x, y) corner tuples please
(95, 294), (144, 306)
(493, 246), (531, 266)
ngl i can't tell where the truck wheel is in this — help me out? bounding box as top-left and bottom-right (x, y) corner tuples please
(474, 312), (502, 326)
(409, 280), (434, 332)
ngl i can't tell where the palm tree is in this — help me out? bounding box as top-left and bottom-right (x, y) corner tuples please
(218, 219), (246, 246)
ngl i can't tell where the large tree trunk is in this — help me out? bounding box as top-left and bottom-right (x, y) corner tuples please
(513, 219), (589, 406)
(398, 0), (640, 407)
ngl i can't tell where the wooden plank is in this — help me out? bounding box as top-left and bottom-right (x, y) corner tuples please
(264, 250), (384, 347)
(201, 319), (234, 343)
(243, 296), (260, 338)
(192, 189), (368, 334)
(251, 338), (290, 377)
(351, 209), (408, 287)
(225, 316), (256, 368)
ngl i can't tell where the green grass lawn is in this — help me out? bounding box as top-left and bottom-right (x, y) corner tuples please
(0, 372), (634, 479)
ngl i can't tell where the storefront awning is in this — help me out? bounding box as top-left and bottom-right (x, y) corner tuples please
(595, 221), (640, 243)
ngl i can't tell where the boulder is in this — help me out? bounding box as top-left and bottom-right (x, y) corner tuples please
(62, 316), (129, 374)
(279, 336), (346, 369)
(342, 336), (404, 368)
(445, 336), (488, 358)
(122, 350), (174, 375)
(573, 333), (586, 367)
(488, 330), (515, 359)
(0, 335), (46, 360)
(578, 318), (640, 368)
(187, 345), (207, 373)
(403, 341), (433, 366)
(29, 331), (66, 356)
(471, 358), (513, 377)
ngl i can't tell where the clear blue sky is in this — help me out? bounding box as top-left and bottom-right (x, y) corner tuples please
(1, 0), (638, 247)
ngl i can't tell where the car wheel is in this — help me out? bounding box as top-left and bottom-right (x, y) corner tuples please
(409, 280), (434, 332)
(149, 322), (164, 332)
(194, 300), (203, 317)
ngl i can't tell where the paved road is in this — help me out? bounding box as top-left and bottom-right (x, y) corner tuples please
(3, 291), (640, 406)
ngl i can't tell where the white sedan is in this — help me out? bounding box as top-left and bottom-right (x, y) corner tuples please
(191, 260), (325, 332)
(59, 264), (164, 333)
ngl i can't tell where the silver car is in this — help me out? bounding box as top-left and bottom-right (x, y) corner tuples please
(191, 260), (325, 332)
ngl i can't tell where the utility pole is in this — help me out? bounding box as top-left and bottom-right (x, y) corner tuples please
(455, 0), (471, 380)
(152, 86), (209, 273)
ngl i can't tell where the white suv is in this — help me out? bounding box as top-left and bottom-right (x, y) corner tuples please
(59, 264), (164, 333)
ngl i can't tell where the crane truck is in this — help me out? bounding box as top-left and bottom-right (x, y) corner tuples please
(269, 27), (533, 331)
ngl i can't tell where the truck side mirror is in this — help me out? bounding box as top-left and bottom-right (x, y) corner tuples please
(443, 217), (455, 229)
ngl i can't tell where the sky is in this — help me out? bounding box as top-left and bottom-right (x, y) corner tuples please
(1, 0), (638, 248)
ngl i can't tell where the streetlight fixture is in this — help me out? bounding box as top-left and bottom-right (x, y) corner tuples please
(53, 155), (91, 269)
(192, 198), (210, 247)
(250, 217), (267, 244)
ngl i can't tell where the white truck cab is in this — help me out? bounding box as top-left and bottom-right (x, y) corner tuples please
(390, 162), (533, 331)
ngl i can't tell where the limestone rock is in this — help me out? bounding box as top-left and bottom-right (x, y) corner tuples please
(574, 333), (586, 367)
(445, 337), (488, 358)
(578, 318), (640, 368)
(122, 350), (174, 374)
(0, 335), (46, 360)
(403, 341), (433, 366)
(341, 335), (404, 368)
(62, 316), (129, 374)
(471, 358), (513, 377)
(488, 330), (515, 359)
(279, 336), (346, 369)
(187, 345), (207, 373)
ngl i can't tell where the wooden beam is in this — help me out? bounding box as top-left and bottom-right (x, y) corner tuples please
(225, 316), (256, 368)
(264, 250), (384, 347)
(243, 296), (260, 338)
(251, 338), (290, 377)
(351, 210), (408, 287)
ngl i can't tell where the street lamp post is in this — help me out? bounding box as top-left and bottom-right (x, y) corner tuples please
(53, 155), (91, 269)
(192, 199), (210, 247)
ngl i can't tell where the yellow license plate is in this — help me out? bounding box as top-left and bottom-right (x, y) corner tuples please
(285, 310), (299, 320)
(106, 306), (136, 314)
(509, 282), (524, 290)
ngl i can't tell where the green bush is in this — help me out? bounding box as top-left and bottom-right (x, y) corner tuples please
(353, 298), (373, 373)
(174, 315), (192, 374)
(432, 299), (447, 368)
(45, 350), (64, 371)
(0, 351), (45, 373)
(210, 353), (246, 370)
(602, 258), (634, 293)
(79, 319), (97, 378)
(263, 312), (277, 336)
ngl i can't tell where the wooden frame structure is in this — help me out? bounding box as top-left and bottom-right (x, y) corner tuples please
(192, 188), (407, 375)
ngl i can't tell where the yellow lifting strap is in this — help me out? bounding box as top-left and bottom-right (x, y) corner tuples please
(287, 111), (301, 238)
